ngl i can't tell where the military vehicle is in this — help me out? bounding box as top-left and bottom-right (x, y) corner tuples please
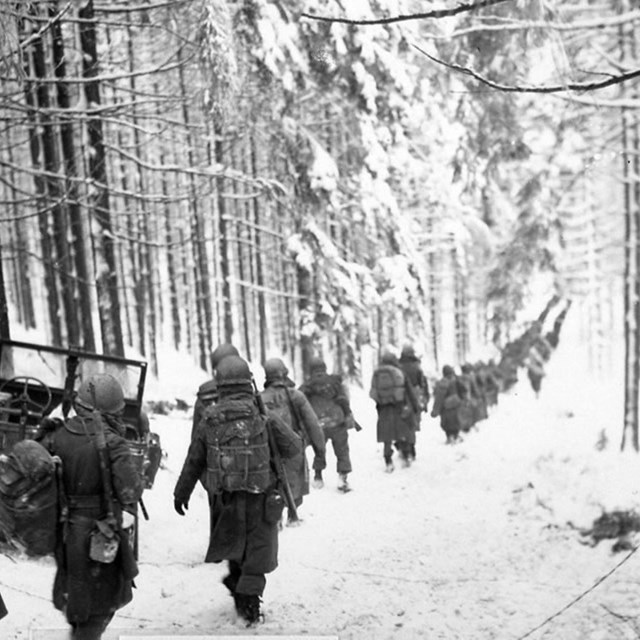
(0, 339), (162, 556)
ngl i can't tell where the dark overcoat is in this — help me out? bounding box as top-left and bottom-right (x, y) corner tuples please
(47, 413), (142, 625)
(431, 376), (467, 438)
(261, 381), (326, 504)
(372, 366), (420, 444)
(398, 354), (430, 415)
(174, 390), (301, 572)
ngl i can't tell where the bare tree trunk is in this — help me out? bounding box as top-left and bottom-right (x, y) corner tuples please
(250, 136), (267, 363)
(79, 0), (124, 356)
(215, 123), (234, 344)
(51, 0), (94, 350)
(0, 243), (10, 340)
(163, 208), (181, 349)
(621, 12), (639, 451)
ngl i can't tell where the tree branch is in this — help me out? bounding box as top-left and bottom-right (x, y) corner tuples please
(300, 0), (512, 26)
(412, 42), (640, 93)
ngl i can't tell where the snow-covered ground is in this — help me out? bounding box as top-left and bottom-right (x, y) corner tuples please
(3, 314), (640, 640)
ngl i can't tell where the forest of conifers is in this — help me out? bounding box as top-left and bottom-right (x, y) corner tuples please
(0, 0), (633, 385)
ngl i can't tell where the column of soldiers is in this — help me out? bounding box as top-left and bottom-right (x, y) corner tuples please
(11, 300), (570, 638)
(174, 344), (359, 627)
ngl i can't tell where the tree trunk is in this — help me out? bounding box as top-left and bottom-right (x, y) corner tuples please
(620, 13), (639, 452)
(215, 123), (234, 344)
(0, 243), (10, 340)
(250, 136), (268, 363)
(51, 0), (94, 350)
(79, 0), (124, 356)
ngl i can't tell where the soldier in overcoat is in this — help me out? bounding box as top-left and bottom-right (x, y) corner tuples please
(45, 374), (142, 640)
(260, 358), (326, 523)
(398, 344), (430, 460)
(431, 365), (468, 444)
(371, 351), (420, 471)
(174, 356), (302, 625)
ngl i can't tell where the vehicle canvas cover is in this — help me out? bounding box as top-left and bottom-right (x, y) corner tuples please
(370, 365), (405, 406)
(204, 399), (271, 494)
(0, 439), (59, 556)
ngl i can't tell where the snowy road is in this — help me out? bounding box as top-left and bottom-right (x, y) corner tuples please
(3, 332), (640, 639)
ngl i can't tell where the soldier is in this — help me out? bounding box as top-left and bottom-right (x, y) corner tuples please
(299, 357), (355, 493)
(260, 358), (326, 525)
(174, 356), (302, 626)
(398, 344), (430, 461)
(44, 374), (142, 640)
(370, 350), (419, 471)
(431, 365), (467, 444)
(191, 344), (240, 440)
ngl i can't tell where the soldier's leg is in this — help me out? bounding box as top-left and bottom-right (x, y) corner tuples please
(223, 559), (242, 595)
(71, 613), (114, 640)
(331, 427), (352, 475)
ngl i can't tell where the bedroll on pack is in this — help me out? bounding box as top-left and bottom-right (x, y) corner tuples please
(0, 440), (59, 556)
(204, 400), (272, 494)
(370, 366), (405, 406)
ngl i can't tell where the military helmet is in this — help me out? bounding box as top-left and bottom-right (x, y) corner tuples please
(211, 344), (240, 371)
(401, 344), (416, 359)
(215, 355), (252, 387)
(264, 358), (288, 382)
(309, 357), (326, 373)
(75, 373), (126, 414)
(381, 349), (397, 365)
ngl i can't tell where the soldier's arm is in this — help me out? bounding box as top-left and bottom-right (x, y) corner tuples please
(173, 431), (207, 505)
(190, 398), (204, 440)
(107, 432), (144, 510)
(295, 391), (326, 459)
(335, 380), (352, 416)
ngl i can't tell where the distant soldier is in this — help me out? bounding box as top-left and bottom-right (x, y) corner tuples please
(481, 360), (500, 408)
(191, 344), (240, 440)
(431, 365), (467, 444)
(260, 358), (326, 524)
(45, 374), (142, 640)
(174, 356), (302, 626)
(398, 344), (430, 461)
(370, 350), (420, 471)
(299, 357), (355, 493)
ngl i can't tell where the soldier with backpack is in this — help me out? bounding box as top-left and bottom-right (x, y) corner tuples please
(431, 365), (468, 444)
(260, 358), (326, 525)
(370, 350), (420, 472)
(299, 357), (355, 493)
(174, 356), (302, 626)
(191, 344), (240, 440)
(43, 373), (142, 640)
(398, 344), (430, 461)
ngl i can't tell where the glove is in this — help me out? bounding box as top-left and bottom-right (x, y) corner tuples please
(174, 499), (188, 516)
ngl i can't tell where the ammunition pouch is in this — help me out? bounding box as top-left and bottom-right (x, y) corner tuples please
(89, 517), (119, 564)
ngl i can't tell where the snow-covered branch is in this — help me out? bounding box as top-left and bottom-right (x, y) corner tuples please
(300, 0), (511, 26)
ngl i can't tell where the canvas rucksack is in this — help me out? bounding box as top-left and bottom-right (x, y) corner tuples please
(370, 365), (405, 406)
(0, 439), (59, 556)
(203, 398), (272, 494)
(303, 377), (345, 430)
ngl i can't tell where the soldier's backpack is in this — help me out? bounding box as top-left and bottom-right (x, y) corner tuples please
(0, 439), (59, 556)
(370, 365), (405, 406)
(303, 376), (345, 430)
(203, 399), (272, 494)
